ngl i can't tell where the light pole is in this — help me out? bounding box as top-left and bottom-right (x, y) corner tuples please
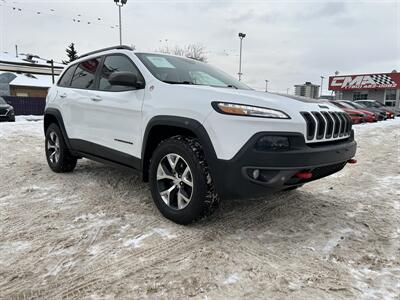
(114, 0), (128, 45)
(320, 76), (324, 97)
(265, 80), (269, 92)
(238, 32), (246, 81)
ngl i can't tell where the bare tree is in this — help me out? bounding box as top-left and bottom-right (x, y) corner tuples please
(184, 44), (207, 62)
(156, 43), (208, 62)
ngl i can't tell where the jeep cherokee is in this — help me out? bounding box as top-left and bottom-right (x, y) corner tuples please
(44, 45), (357, 224)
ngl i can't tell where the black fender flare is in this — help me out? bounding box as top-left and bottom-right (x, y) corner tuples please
(43, 108), (72, 149)
(141, 115), (220, 184)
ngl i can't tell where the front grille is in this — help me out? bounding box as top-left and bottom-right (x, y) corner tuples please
(301, 111), (352, 142)
(0, 108), (8, 116)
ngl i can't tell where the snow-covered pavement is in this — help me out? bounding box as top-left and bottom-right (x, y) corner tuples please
(0, 117), (399, 299)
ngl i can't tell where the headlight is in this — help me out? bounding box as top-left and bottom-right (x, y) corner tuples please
(212, 102), (290, 119)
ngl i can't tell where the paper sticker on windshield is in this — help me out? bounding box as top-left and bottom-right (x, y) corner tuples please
(147, 56), (176, 69)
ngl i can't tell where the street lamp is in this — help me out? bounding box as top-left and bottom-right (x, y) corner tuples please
(265, 80), (269, 92)
(320, 76), (325, 97)
(238, 32), (246, 81)
(114, 0), (128, 45)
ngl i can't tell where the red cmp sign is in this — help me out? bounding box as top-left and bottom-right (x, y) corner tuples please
(328, 72), (400, 91)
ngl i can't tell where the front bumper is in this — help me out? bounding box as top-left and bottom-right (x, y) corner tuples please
(211, 131), (357, 199)
(0, 109), (15, 122)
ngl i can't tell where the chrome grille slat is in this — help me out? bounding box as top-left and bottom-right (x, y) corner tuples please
(301, 110), (352, 143)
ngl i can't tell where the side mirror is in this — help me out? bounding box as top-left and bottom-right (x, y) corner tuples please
(109, 71), (144, 89)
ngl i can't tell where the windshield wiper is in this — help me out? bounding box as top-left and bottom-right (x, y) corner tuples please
(163, 80), (195, 85)
(226, 84), (238, 89)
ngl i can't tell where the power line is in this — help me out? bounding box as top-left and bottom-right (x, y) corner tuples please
(0, 1), (119, 30)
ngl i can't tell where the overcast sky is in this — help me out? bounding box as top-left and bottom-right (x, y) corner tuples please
(0, 0), (399, 93)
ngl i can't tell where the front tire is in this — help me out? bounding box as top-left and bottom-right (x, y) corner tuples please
(149, 136), (219, 224)
(45, 123), (77, 173)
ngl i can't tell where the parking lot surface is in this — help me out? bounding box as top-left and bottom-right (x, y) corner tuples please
(0, 117), (399, 299)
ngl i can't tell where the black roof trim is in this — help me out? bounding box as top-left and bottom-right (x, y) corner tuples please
(78, 45), (134, 59)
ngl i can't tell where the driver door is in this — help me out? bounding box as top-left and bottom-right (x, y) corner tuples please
(84, 54), (145, 160)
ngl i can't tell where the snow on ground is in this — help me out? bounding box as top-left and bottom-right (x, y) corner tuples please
(0, 117), (399, 299)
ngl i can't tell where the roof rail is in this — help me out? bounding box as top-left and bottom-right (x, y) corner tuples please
(78, 45), (134, 59)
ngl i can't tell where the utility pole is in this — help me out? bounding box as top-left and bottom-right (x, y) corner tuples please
(47, 59), (55, 84)
(238, 32), (246, 81)
(114, 0), (128, 45)
(15, 45), (18, 58)
(320, 76), (325, 97)
(265, 80), (269, 92)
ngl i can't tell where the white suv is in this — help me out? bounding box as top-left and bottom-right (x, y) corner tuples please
(44, 45), (357, 224)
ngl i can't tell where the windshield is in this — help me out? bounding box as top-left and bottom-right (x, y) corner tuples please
(338, 101), (357, 109)
(136, 53), (251, 90)
(330, 101), (345, 109)
(0, 97), (7, 104)
(349, 102), (366, 109)
(372, 102), (383, 108)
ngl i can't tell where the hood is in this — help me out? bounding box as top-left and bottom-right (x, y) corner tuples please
(358, 109), (374, 116)
(0, 104), (11, 109)
(168, 84), (341, 115)
(342, 108), (364, 115)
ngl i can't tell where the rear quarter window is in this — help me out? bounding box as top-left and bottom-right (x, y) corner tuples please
(57, 65), (77, 87)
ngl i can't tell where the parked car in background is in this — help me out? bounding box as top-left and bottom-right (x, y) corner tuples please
(340, 100), (387, 121)
(328, 101), (367, 124)
(336, 101), (378, 122)
(0, 97), (15, 122)
(355, 100), (396, 119)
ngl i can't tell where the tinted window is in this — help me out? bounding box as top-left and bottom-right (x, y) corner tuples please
(58, 65), (76, 87)
(70, 58), (101, 89)
(99, 55), (144, 91)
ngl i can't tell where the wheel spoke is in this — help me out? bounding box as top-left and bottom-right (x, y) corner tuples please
(157, 163), (175, 181)
(49, 151), (56, 163)
(166, 154), (179, 171)
(160, 185), (176, 206)
(177, 190), (190, 209)
(181, 166), (193, 187)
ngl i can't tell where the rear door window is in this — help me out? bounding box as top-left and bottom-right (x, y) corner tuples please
(99, 55), (144, 91)
(70, 58), (101, 89)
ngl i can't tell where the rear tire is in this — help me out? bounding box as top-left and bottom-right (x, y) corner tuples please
(149, 136), (219, 225)
(45, 123), (77, 173)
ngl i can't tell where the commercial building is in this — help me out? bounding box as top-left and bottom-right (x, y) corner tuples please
(294, 82), (320, 99)
(328, 71), (400, 108)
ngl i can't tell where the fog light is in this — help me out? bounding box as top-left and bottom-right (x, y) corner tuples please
(255, 136), (290, 151)
(252, 169), (260, 179)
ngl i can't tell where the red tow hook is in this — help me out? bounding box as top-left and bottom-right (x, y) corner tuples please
(347, 158), (357, 164)
(295, 172), (313, 179)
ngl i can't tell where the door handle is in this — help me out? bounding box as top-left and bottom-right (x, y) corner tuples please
(90, 95), (102, 102)
(59, 93), (67, 98)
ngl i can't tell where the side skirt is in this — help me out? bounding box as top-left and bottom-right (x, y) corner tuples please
(69, 139), (142, 176)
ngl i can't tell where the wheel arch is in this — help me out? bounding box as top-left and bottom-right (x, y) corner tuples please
(43, 108), (72, 149)
(141, 116), (218, 182)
